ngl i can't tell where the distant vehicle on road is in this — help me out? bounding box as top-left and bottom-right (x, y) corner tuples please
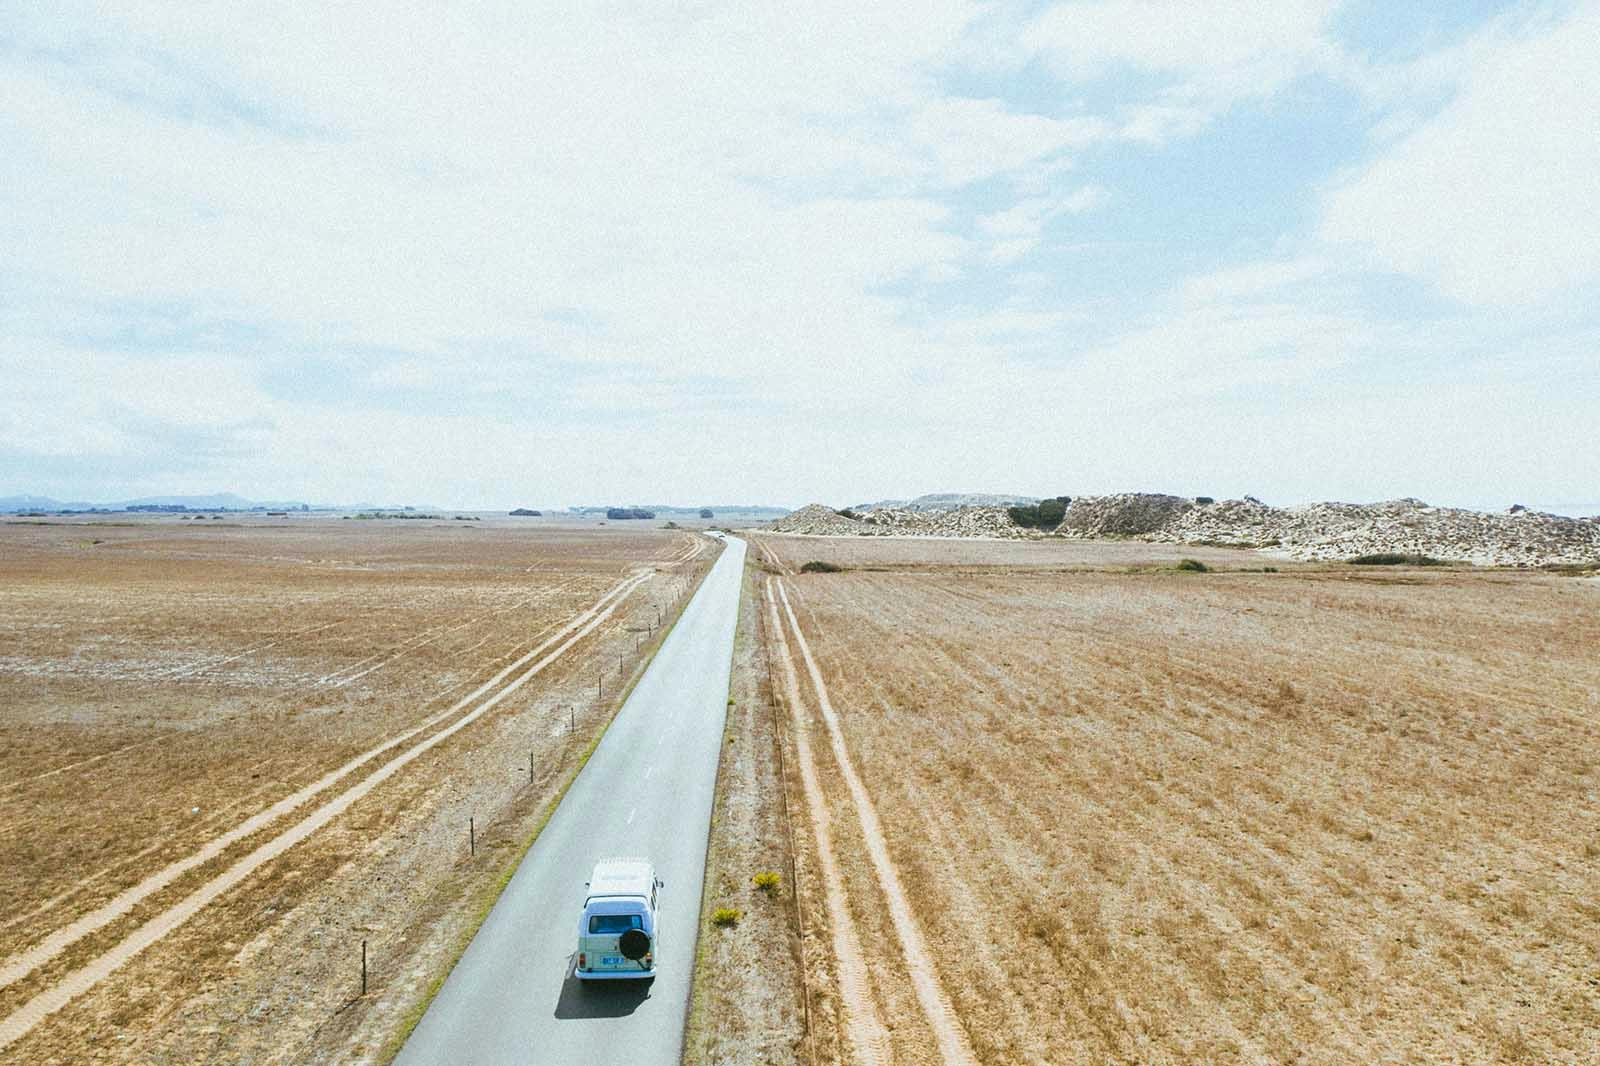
(575, 858), (662, 981)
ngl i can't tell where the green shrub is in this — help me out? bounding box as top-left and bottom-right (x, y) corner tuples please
(1036, 497), (1067, 528)
(1007, 504), (1041, 527)
(752, 871), (782, 894)
(1176, 559), (1210, 572)
(710, 907), (742, 927)
(835, 508), (861, 520)
(800, 560), (842, 573)
(1348, 553), (1445, 566)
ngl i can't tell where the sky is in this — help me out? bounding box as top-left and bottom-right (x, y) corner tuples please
(2, 1), (1597, 512)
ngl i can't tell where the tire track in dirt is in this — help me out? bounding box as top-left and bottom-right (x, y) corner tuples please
(0, 737), (167, 798)
(162, 618), (347, 681)
(0, 566), (653, 1053)
(3, 584), (587, 936)
(765, 577), (891, 1066)
(754, 536), (790, 574)
(315, 578), (577, 688)
(775, 578), (979, 1066)
(0, 580), (578, 809)
(0, 570), (649, 998)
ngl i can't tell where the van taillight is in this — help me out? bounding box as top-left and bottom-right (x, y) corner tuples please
(578, 953), (586, 970)
(645, 953), (653, 969)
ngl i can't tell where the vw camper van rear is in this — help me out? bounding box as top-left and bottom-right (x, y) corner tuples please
(576, 858), (661, 980)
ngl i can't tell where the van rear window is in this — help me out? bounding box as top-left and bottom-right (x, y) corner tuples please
(589, 914), (643, 934)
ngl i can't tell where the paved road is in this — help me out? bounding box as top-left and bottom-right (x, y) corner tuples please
(396, 535), (744, 1066)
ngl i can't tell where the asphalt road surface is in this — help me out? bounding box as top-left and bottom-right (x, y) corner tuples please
(395, 534), (744, 1066)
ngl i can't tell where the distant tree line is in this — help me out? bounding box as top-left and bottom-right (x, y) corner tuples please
(606, 507), (656, 520)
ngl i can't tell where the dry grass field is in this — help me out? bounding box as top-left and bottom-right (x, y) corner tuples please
(0, 516), (713, 1063)
(751, 533), (1600, 1065)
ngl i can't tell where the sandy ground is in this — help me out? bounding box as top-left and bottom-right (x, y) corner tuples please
(748, 534), (1600, 1065)
(683, 559), (808, 1065)
(0, 517), (713, 1063)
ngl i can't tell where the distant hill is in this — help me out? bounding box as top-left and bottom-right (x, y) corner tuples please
(1, 492), (317, 513)
(569, 504), (789, 517)
(0, 494), (97, 512)
(849, 492), (1039, 512)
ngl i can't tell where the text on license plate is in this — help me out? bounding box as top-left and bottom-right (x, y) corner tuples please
(603, 956), (624, 966)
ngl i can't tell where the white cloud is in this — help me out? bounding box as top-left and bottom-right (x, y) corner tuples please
(1026, 0), (1338, 75)
(1180, 257), (1328, 305)
(976, 186), (1107, 262)
(910, 98), (1107, 186)
(1025, 0), (1343, 129)
(1321, 4), (1600, 306)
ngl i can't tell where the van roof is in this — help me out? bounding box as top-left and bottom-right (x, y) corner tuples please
(587, 858), (655, 899)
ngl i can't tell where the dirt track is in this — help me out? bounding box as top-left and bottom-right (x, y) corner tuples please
(767, 578), (890, 1065)
(773, 578), (977, 1066)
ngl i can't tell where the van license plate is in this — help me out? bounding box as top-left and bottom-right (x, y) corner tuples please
(603, 956), (623, 966)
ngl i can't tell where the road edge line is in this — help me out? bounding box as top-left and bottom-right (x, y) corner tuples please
(376, 537), (725, 1064)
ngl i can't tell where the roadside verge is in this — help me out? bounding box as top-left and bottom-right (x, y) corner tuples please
(682, 557), (807, 1065)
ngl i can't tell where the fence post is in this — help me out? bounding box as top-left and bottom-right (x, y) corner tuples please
(469, 817), (475, 856)
(362, 939), (368, 997)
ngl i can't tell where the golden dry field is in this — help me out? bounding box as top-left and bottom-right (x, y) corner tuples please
(752, 533), (1600, 1065)
(0, 515), (714, 1063)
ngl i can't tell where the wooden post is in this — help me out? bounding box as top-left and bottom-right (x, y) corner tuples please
(570, 706), (575, 733)
(529, 749), (535, 779)
(469, 817), (475, 856)
(362, 939), (368, 996)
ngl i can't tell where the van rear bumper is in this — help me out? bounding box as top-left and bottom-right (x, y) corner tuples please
(574, 966), (655, 981)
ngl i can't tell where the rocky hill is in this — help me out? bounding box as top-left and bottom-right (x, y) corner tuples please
(765, 495), (1600, 566)
(847, 492), (1039, 513)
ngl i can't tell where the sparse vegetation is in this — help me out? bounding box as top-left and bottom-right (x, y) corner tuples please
(751, 871), (781, 895)
(1176, 558), (1210, 571)
(799, 560), (843, 573)
(710, 907), (742, 927)
(1348, 552), (1447, 565)
(1543, 561), (1600, 576)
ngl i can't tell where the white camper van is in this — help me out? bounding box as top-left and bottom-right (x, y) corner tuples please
(575, 858), (661, 981)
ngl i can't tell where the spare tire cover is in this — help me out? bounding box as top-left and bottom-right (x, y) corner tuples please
(618, 928), (651, 960)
